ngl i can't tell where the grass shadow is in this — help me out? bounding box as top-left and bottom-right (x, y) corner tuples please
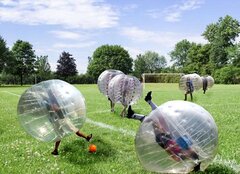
(192, 163), (237, 174)
(61, 135), (117, 165)
(0, 128), (3, 136)
(0, 85), (31, 88)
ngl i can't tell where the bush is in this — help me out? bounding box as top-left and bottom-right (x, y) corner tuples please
(0, 73), (20, 85)
(214, 66), (240, 84)
(75, 74), (96, 84)
(142, 73), (184, 83)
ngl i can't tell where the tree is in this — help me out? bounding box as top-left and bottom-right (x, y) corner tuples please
(133, 51), (166, 78)
(170, 39), (193, 70)
(144, 51), (166, 73)
(214, 65), (240, 84)
(11, 40), (36, 85)
(202, 15), (240, 68)
(185, 44), (213, 75)
(35, 55), (52, 82)
(227, 43), (240, 67)
(133, 54), (147, 78)
(0, 36), (11, 73)
(56, 51), (78, 81)
(87, 45), (133, 81)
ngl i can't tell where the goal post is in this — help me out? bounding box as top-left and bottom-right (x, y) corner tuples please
(141, 73), (184, 88)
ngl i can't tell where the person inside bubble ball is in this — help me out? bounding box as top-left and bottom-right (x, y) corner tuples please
(108, 97), (127, 116)
(127, 91), (201, 171)
(108, 79), (130, 117)
(202, 77), (208, 94)
(185, 77), (194, 101)
(42, 89), (92, 155)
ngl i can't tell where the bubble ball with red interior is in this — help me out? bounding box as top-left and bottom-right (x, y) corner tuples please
(135, 100), (218, 173)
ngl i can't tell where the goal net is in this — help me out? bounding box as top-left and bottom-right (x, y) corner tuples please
(141, 73), (184, 87)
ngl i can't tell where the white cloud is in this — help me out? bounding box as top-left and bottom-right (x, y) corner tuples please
(124, 46), (143, 59)
(121, 26), (207, 45)
(235, 36), (240, 43)
(50, 30), (87, 40)
(53, 41), (97, 48)
(147, 0), (204, 22)
(0, 0), (118, 29)
(179, 0), (204, 10)
(122, 4), (138, 11)
(146, 9), (161, 19)
(121, 26), (208, 61)
(164, 0), (204, 22)
(1, 0), (18, 6)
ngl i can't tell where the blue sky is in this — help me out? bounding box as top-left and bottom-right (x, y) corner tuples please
(0, 0), (240, 74)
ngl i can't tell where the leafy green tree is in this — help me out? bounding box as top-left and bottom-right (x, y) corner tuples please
(35, 55), (52, 82)
(134, 51), (166, 78)
(170, 39), (193, 70)
(214, 65), (240, 84)
(87, 45), (133, 81)
(133, 54), (147, 78)
(0, 36), (11, 73)
(185, 44), (213, 75)
(56, 51), (78, 81)
(202, 15), (240, 68)
(11, 40), (36, 85)
(144, 51), (167, 73)
(227, 43), (240, 67)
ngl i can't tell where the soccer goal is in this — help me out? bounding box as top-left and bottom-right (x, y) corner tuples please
(141, 73), (184, 88)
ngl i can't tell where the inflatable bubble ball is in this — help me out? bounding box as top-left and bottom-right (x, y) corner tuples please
(108, 74), (143, 106)
(135, 100), (218, 173)
(97, 69), (124, 96)
(179, 73), (202, 92)
(206, 76), (214, 88)
(17, 79), (86, 142)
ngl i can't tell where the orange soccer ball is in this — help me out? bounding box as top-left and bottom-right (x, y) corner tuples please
(89, 144), (97, 153)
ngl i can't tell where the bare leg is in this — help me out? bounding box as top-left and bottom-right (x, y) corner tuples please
(108, 98), (114, 112)
(111, 102), (115, 112)
(121, 105), (127, 117)
(51, 140), (61, 155)
(76, 131), (92, 141)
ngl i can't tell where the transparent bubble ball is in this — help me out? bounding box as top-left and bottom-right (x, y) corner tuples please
(108, 74), (143, 106)
(179, 73), (202, 92)
(97, 69), (124, 96)
(135, 100), (218, 173)
(206, 76), (214, 88)
(17, 79), (86, 142)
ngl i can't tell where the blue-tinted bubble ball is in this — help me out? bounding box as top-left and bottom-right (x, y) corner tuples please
(135, 101), (218, 173)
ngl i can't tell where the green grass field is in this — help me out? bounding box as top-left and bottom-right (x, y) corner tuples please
(0, 83), (239, 174)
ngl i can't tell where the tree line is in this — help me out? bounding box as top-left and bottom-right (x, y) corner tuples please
(0, 15), (240, 85)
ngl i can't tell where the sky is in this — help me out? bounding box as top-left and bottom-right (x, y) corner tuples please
(0, 0), (240, 74)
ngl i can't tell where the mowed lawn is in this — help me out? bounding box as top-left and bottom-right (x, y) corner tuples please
(0, 83), (239, 174)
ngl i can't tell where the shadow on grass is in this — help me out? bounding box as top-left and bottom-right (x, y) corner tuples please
(193, 164), (237, 174)
(61, 135), (117, 165)
(0, 128), (3, 136)
(0, 85), (31, 88)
